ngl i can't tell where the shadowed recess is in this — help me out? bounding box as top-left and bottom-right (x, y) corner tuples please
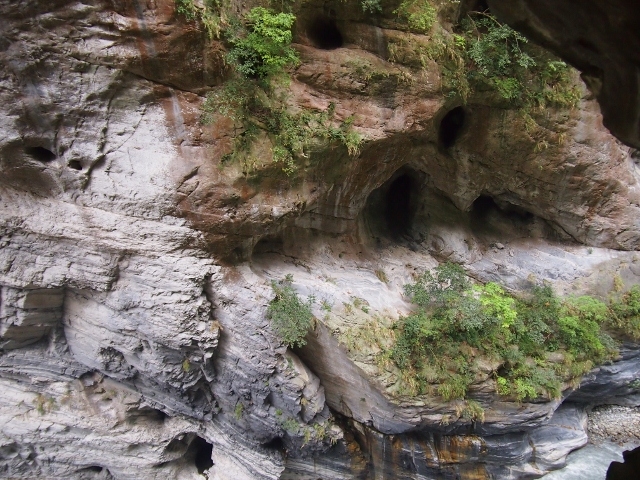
(363, 167), (422, 241)
(68, 160), (82, 170)
(307, 16), (343, 50)
(439, 106), (466, 149)
(385, 174), (415, 236)
(191, 436), (214, 474)
(25, 146), (56, 162)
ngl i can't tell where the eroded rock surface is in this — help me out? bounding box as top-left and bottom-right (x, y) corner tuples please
(1, 0), (640, 479)
(487, 0), (640, 149)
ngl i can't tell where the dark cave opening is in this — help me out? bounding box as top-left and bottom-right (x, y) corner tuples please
(68, 159), (82, 170)
(385, 174), (415, 236)
(472, 195), (499, 219)
(263, 436), (286, 452)
(190, 436), (214, 474)
(439, 107), (466, 149)
(364, 168), (422, 241)
(471, 194), (536, 234)
(25, 146), (56, 162)
(252, 235), (284, 256)
(307, 16), (343, 50)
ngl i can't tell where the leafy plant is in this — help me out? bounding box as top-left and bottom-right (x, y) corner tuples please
(226, 7), (299, 79)
(203, 81), (362, 175)
(395, 0), (437, 34)
(175, 0), (223, 38)
(361, 0), (383, 14)
(267, 275), (314, 348)
(390, 263), (619, 402)
(609, 285), (640, 339)
(234, 402), (244, 420)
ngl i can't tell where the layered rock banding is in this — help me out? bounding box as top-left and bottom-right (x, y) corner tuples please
(1, 0), (640, 479)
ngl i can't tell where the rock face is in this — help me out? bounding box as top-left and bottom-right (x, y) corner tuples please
(487, 0), (640, 149)
(1, 0), (640, 479)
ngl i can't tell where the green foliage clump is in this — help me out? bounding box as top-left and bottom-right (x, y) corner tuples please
(395, 0), (437, 34)
(609, 285), (640, 339)
(175, 0), (223, 38)
(267, 275), (314, 348)
(390, 263), (618, 402)
(202, 79), (362, 175)
(202, 7), (362, 175)
(461, 14), (580, 109)
(361, 0), (383, 14)
(417, 12), (581, 112)
(227, 7), (299, 79)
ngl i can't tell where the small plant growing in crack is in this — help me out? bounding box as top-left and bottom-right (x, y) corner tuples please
(267, 275), (314, 348)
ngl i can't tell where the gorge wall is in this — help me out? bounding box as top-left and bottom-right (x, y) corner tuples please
(1, 0), (640, 479)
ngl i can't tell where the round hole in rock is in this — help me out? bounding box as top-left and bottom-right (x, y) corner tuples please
(307, 16), (343, 50)
(25, 146), (56, 162)
(68, 160), (82, 171)
(439, 106), (466, 149)
(263, 437), (285, 452)
(191, 436), (213, 474)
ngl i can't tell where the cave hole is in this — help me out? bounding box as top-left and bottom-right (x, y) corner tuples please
(191, 436), (214, 474)
(363, 167), (422, 241)
(385, 174), (415, 236)
(471, 195), (498, 219)
(439, 107), (466, 149)
(471, 194), (536, 235)
(25, 146), (56, 162)
(307, 16), (343, 50)
(252, 235), (284, 257)
(68, 160), (82, 171)
(85, 466), (103, 472)
(263, 437), (285, 452)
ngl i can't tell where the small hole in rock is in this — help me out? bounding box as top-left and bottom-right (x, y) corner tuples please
(68, 160), (82, 171)
(191, 436), (213, 474)
(307, 16), (343, 50)
(439, 107), (466, 149)
(263, 437), (286, 452)
(25, 146), (56, 162)
(86, 466), (103, 472)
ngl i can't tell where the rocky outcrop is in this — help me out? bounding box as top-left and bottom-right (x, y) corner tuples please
(1, 0), (640, 478)
(487, 0), (640, 149)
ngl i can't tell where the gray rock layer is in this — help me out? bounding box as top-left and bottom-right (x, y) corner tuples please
(1, 0), (639, 479)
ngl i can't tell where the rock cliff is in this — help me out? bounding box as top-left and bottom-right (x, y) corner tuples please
(1, 0), (639, 479)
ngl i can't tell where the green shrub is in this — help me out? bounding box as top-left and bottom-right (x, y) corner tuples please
(422, 12), (581, 111)
(203, 81), (362, 175)
(395, 0), (437, 33)
(361, 0), (383, 14)
(610, 285), (640, 339)
(226, 7), (299, 79)
(390, 263), (619, 403)
(175, 0), (223, 38)
(267, 275), (314, 348)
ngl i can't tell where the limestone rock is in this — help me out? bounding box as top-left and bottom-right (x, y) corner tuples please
(1, 0), (640, 478)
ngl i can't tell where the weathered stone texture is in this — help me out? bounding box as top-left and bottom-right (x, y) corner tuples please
(1, 0), (640, 478)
